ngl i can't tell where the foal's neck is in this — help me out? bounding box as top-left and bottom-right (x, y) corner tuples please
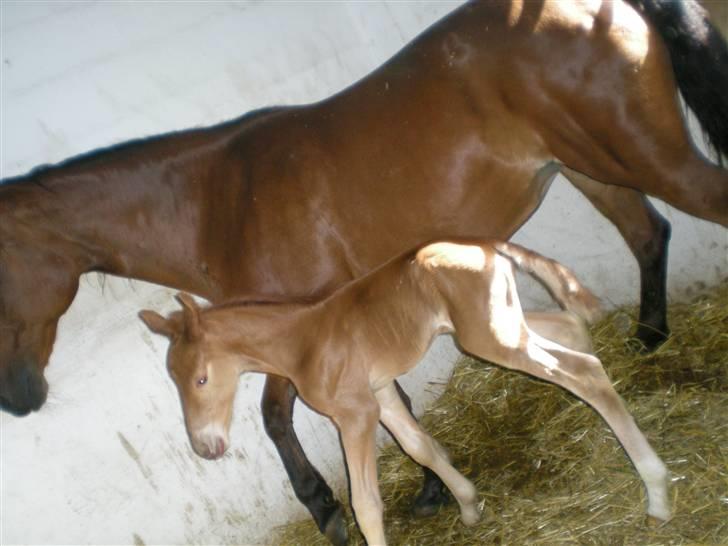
(204, 302), (317, 380)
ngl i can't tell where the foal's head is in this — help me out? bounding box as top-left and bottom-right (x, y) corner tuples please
(140, 294), (243, 460)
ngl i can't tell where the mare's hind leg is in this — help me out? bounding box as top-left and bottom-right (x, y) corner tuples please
(376, 383), (481, 527)
(562, 169), (671, 349)
(550, 24), (728, 227)
(261, 376), (347, 546)
(393, 381), (450, 517)
(458, 330), (670, 522)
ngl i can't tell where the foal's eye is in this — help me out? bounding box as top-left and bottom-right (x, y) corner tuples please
(196, 376), (208, 387)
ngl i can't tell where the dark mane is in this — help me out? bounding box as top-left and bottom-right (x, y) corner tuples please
(0, 105), (288, 188)
(211, 295), (318, 311)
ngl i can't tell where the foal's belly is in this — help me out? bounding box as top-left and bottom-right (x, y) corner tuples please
(367, 317), (457, 394)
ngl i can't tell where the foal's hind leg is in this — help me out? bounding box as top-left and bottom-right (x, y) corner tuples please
(375, 383), (481, 527)
(562, 169), (671, 349)
(525, 311), (593, 354)
(527, 336), (670, 521)
(461, 332), (670, 522)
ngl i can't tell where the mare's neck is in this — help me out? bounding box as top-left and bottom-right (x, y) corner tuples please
(1, 125), (251, 301)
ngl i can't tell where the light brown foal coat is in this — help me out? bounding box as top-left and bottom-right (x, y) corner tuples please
(141, 240), (669, 545)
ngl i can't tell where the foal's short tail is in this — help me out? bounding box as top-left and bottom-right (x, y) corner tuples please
(626, 0), (728, 160)
(493, 242), (603, 325)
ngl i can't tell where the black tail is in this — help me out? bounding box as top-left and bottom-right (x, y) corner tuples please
(625, 0), (728, 160)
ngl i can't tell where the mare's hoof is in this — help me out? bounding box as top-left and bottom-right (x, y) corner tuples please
(411, 484), (451, 518)
(630, 326), (670, 353)
(323, 505), (348, 546)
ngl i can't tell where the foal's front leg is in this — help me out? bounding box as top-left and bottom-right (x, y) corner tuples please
(335, 402), (387, 546)
(376, 383), (480, 527)
(393, 381), (450, 517)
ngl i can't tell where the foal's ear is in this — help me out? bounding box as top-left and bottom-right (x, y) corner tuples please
(139, 310), (177, 339)
(175, 292), (201, 340)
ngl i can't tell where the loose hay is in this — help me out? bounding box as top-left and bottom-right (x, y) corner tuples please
(274, 284), (728, 545)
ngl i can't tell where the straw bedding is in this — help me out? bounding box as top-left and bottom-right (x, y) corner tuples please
(274, 283), (728, 545)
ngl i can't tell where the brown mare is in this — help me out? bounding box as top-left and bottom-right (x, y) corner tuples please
(1, 0), (726, 543)
(140, 239), (670, 545)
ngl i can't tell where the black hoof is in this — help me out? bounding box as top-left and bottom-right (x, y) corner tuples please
(411, 483), (450, 518)
(323, 505), (348, 546)
(631, 325), (670, 353)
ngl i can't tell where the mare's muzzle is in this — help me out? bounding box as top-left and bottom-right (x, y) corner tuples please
(0, 360), (49, 416)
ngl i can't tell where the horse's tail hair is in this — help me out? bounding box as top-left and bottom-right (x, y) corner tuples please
(625, 0), (728, 160)
(493, 242), (603, 325)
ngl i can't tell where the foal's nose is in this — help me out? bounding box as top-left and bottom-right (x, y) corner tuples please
(192, 431), (228, 460)
(208, 437), (227, 459)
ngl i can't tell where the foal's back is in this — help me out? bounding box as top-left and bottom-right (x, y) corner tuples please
(308, 239), (600, 391)
(306, 241), (519, 391)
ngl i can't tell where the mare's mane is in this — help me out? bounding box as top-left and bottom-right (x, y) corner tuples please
(0, 105), (288, 188)
(208, 296), (318, 312)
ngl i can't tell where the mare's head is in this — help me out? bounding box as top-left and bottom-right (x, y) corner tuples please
(0, 186), (81, 415)
(140, 294), (243, 460)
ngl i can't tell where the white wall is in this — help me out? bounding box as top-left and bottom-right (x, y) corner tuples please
(1, 2), (726, 545)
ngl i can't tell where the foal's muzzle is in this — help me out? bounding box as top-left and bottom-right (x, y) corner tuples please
(190, 426), (229, 460)
(0, 361), (49, 416)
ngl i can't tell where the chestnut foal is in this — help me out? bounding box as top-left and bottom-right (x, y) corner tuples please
(141, 241), (669, 544)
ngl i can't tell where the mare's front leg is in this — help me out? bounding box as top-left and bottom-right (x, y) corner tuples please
(261, 376), (347, 546)
(562, 168), (671, 350)
(393, 381), (450, 517)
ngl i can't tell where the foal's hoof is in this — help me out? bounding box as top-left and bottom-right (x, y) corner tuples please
(411, 483), (451, 518)
(646, 514), (669, 528)
(460, 503), (482, 527)
(323, 505), (348, 546)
